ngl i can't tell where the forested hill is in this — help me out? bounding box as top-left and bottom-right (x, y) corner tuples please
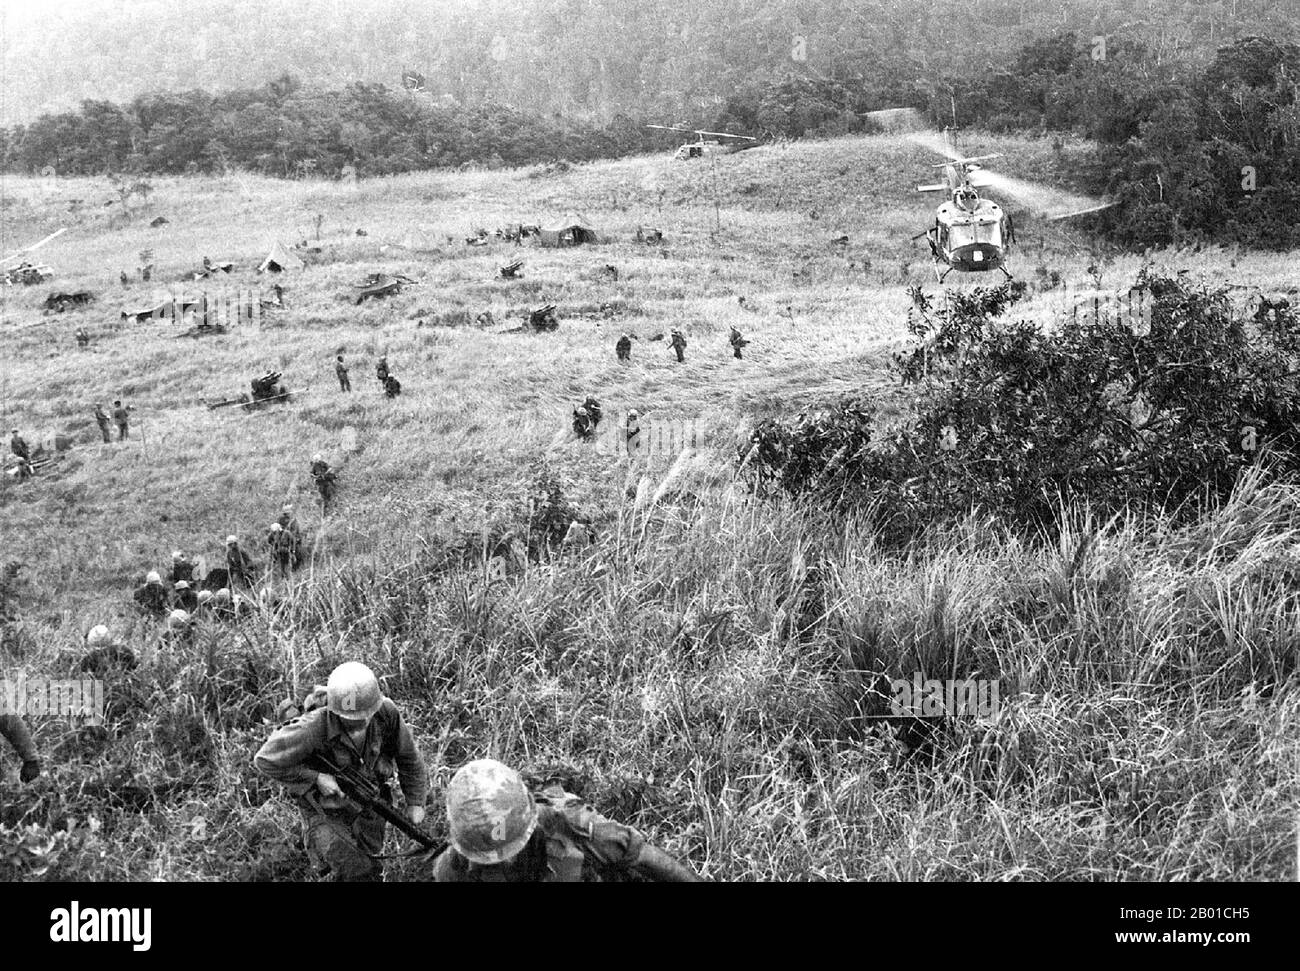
(3, 0), (1297, 125)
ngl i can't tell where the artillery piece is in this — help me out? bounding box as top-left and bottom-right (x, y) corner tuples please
(207, 371), (295, 412)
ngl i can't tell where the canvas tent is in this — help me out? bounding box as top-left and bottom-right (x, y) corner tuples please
(121, 292), (201, 322)
(538, 215), (601, 247)
(257, 241), (305, 273)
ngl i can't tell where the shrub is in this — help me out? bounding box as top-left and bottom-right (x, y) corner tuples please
(744, 273), (1300, 536)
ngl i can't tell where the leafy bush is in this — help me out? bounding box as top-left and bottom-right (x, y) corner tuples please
(744, 274), (1300, 536)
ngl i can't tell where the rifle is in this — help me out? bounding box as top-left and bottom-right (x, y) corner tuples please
(307, 752), (445, 856)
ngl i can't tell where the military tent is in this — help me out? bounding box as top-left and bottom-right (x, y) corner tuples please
(538, 215), (601, 247)
(257, 241), (305, 273)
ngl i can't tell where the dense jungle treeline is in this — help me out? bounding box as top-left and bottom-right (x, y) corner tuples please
(3, 27), (1297, 248)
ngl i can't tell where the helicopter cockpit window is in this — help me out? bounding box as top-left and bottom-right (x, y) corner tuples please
(972, 221), (1002, 246)
(948, 224), (974, 248)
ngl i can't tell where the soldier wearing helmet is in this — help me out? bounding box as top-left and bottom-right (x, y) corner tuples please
(267, 522), (292, 574)
(171, 579), (198, 613)
(310, 454), (338, 512)
(132, 570), (170, 617)
(276, 505), (305, 569)
(254, 662), (429, 882)
(170, 550), (194, 584)
(82, 624), (136, 676)
(164, 609), (193, 648)
(225, 534), (257, 589)
(433, 759), (701, 882)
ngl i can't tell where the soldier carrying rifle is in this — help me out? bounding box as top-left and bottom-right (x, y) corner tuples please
(255, 662), (430, 882)
(311, 453), (338, 512)
(432, 759), (700, 883)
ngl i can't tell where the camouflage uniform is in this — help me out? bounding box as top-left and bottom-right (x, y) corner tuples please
(254, 697), (428, 882)
(432, 785), (648, 882)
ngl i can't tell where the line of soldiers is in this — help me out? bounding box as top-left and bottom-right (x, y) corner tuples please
(255, 662), (701, 882)
(615, 328), (748, 364)
(133, 506), (307, 625)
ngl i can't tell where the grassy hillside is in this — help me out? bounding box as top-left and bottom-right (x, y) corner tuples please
(1, 132), (1297, 880)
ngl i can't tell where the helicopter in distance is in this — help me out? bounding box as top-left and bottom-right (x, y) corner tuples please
(646, 125), (757, 161)
(910, 122), (1116, 283)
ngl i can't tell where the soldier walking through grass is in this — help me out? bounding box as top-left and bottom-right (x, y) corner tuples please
(431, 759), (701, 882)
(729, 326), (749, 359)
(616, 333), (632, 362)
(93, 403), (112, 443)
(255, 662), (429, 882)
(312, 454), (338, 512)
(112, 399), (131, 440)
(267, 523), (293, 575)
(376, 356), (390, 390)
(225, 534), (257, 588)
(335, 355), (351, 392)
(669, 329), (687, 363)
(278, 505), (305, 569)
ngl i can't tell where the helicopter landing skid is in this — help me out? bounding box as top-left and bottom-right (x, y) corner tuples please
(931, 263), (1014, 285)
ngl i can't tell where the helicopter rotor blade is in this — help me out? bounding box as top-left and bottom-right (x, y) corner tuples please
(930, 153), (1002, 168)
(691, 130), (757, 141)
(1045, 202), (1119, 221)
(975, 169), (1115, 221)
(906, 130), (963, 161)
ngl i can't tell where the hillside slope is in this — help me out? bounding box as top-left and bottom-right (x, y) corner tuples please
(1, 132), (1297, 882)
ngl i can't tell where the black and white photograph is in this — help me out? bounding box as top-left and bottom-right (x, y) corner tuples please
(0, 0), (1295, 940)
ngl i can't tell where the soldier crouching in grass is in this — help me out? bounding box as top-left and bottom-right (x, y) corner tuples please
(255, 662), (428, 882)
(432, 759), (701, 883)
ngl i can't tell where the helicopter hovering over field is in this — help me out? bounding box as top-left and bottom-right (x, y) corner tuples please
(912, 126), (1115, 283)
(646, 125), (757, 160)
